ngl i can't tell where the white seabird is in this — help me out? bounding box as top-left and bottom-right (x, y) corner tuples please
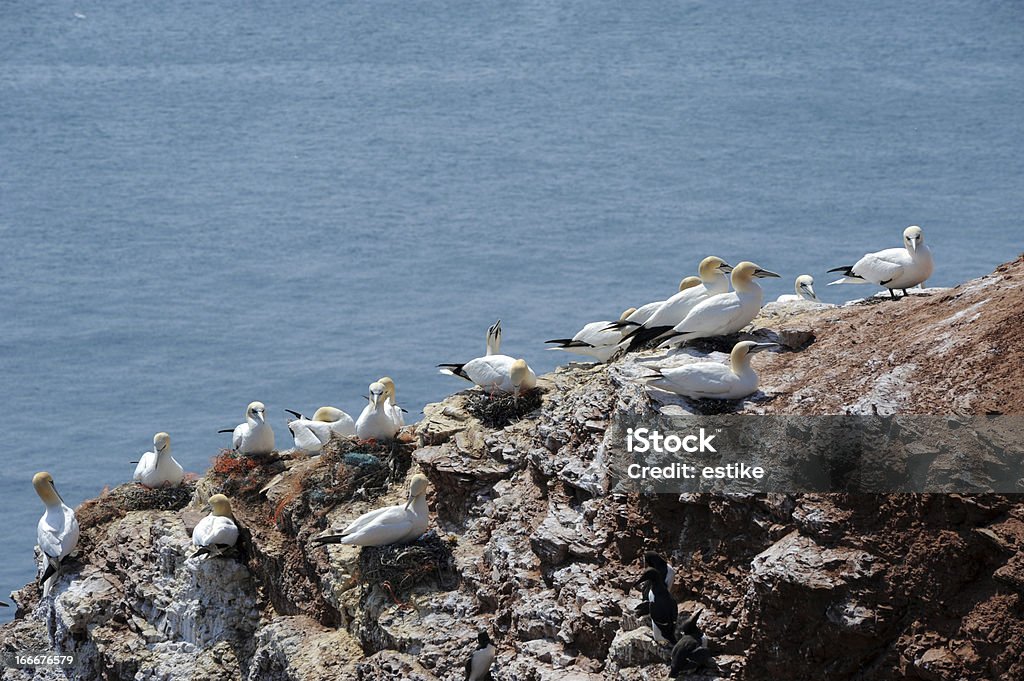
(658, 262), (780, 347)
(192, 494), (239, 558)
(678, 276), (702, 292)
(33, 472), (80, 596)
(355, 382), (400, 441)
(621, 256), (734, 350)
(285, 406), (356, 453)
(439, 356), (537, 400)
(378, 376), (406, 429)
(220, 401), (275, 455)
(466, 631), (496, 681)
(828, 225), (934, 299)
(776, 274), (820, 303)
(643, 340), (776, 400)
(133, 432), (184, 488)
(486, 320), (502, 356)
(310, 474), (430, 547)
(545, 307), (638, 363)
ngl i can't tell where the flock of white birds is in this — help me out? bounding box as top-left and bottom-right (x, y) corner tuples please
(24, 225), (934, 672)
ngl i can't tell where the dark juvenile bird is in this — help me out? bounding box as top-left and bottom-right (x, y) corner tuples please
(669, 610), (712, 678)
(634, 567), (678, 645)
(465, 630), (495, 680)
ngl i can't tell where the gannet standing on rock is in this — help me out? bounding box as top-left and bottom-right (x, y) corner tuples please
(643, 341), (776, 400)
(658, 262), (780, 347)
(220, 401), (274, 455)
(192, 494), (239, 558)
(33, 472), (80, 596)
(465, 631), (496, 681)
(285, 406), (356, 452)
(545, 307), (638, 363)
(828, 225), (934, 299)
(356, 382), (400, 441)
(133, 432), (184, 488)
(439, 357), (537, 400)
(777, 274), (820, 302)
(634, 567), (678, 645)
(310, 474), (430, 547)
(621, 256), (734, 351)
(378, 376), (406, 429)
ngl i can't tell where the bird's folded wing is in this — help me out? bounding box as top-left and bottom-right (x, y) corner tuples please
(855, 251), (906, 282)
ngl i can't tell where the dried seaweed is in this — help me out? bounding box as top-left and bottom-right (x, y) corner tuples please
(468, 388), (543, 428)
(357, 531), (459, 601)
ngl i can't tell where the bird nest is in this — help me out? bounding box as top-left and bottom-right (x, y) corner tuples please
(468, 388), (543, 428)
(210, 449), (286, 500)
(76, 481), (197, 530)
(357, 530), (459, 601)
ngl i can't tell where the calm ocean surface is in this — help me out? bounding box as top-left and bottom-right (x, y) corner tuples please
(1, 0), (1022, 617)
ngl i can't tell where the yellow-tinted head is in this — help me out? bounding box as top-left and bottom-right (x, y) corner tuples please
(313, 406), (344, 422)
(903, 225), (924, 252)
(619, 307), (638, 321)
(33, 471), (63, 506)
(729, 341), (777, 371)
(247, 401), (266, 423)
(409, 473), (430, 498)
(368, 382), (386, 408)
(678, 276), (702, 292)
(153, 432), (171, 453)
(794, 275), (817, 300)
(697, 256), (732, 280)
(378, 377), (397, 402)
(209, 494), (233, 517)
(731, 261), (780, 288)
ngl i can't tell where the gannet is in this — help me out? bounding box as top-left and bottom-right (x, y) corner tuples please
(635, 551), (675, 616)
(828, 225), (934, 299)
(644, 341), (776, 399)
(678, 276), (702, 292)
(466, 631), (496, 681)
(192, 494), (239, 558)
(658, 262), (780, 347)
(486, 320), (502, 356)
(378, 376), (406, 429)
(545, 307), (638, 363)
(776, 274), (819, 303)
(634, 567), (678, 645)
(621, 257), (733, 350)
(219, 401), (274, 455)
(439, 356), (537, 399)
(133, 432), (184, 488)
(285, 406), (356, 452)
(355, 382), (400, 441)
(310, 474), (430, 547)
(33, 472), (80, 596)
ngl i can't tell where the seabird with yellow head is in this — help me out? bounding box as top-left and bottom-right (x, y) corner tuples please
(658, 262), (780, 347)
(377, 376), (406, 429)
(310, 474), (430, 547)
(620, 256), (734, 351)
(285, 406), (356, 452)
(33, 471), (80, 596)
(219, 401), (274, 455)
(643, 340), (776, 400)
(355, 382), (401, 441)
(828, 225), (934, 299)
(776, 274), (820, 303)
(192, 494), (239, 558)
(133, 432), (184, 488)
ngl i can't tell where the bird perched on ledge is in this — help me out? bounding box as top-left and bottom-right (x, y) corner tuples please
(286, 406), (356, 453)
(828, 225), (934, 299)
(465, 631), (496, 680)
(133, 432), (184, 488)
(220, 401), (275, 455)
(310, 474), (430, 547)
(33, 472), (80, 596)
(642, 341), (777, 400)
(776, 274), (820, 303)
(192, 494), (239, 558)
(545, 307), (637, 363)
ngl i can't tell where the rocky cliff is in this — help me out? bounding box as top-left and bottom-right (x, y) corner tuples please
(3, 257), (1023, 681)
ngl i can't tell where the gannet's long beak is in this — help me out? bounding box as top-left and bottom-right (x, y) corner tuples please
(908, 237), (918, 253)
(719, 263), (733, 273)
(754, 268), (781, 278)
(51, 481), (65, 504)
(802, 283), (819, 300)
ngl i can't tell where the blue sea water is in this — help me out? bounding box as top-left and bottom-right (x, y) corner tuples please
(1, 0), (1022, 619)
